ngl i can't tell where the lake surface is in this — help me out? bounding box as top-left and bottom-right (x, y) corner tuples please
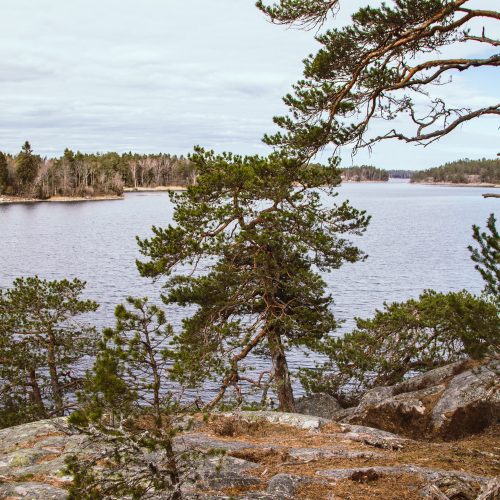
(1, 181), (499, 395)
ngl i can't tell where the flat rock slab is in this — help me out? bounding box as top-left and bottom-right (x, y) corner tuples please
(317, 465), (492, 487)
(229, 411), (329, 431)
(0, 482), (67, 500)
(288, 447), (385, 461)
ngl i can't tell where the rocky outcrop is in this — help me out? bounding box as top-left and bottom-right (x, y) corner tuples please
(0, 411), (498, 499)
(332, 359), (499, 439)
(294, 393), (342, 420)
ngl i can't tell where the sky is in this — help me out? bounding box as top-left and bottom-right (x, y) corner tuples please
(1, 0), (499, 170)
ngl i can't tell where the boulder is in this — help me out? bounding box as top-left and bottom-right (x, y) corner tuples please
(266, 473), (305, 498)
(338, 358), (499, 439)
(233, 411), (329, 431)
(430, 359), (500, 439)
(294, 393), (342, 420)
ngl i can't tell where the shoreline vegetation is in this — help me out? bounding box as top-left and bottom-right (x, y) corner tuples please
(0, 185), (190, 204)
(1, 145), (499, 205)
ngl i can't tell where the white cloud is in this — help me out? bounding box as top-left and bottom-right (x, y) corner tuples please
(0, 0), (498, 169)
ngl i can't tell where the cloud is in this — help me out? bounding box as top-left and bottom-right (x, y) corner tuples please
(0, 0), (498, 170)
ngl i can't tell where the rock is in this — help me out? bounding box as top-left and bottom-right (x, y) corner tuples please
(338, 359), (500, 439)
(0, 482), (67, 499)
(317, 465), (490, 487)
(267, 473), (328, 499)
(357, 385), (395, 409)
(288, 447), (384, 461)
(337, 423), (409, 449)
(233, 411), (329, 431)
(393, 361), (469, 395)
(267, 473), (305, 498)
(330, 406), (357, 421)
(477, 478), (500, 500)
(350, 468), (380, 483)
(421, 476), (478, 500)
(430, 359), (500, 439)
(294, 393), (342, 420)
(347, 385), (446, 439)
(202, 470), (262, 490)
(421, 484), (452, 499)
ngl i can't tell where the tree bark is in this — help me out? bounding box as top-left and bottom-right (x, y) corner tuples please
(28, 368), (47, 417)
(46, 332), (64, 415)
(269, 330), (295, 412)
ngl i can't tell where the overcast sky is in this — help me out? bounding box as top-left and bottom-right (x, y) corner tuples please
(1, 0), (498, 169)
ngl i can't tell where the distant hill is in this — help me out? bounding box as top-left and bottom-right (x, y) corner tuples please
(341, 166), (389, 182)
(388, 170), (413, 179)
(411, 158), (500, 185)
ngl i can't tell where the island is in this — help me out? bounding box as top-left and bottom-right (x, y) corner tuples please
(411, 158), (500, 187)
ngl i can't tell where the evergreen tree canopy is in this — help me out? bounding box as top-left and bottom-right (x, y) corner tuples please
(257, 0), (500, 159)
(68, 298), (207, 500)
(15, 141), (39, 189)
(469, 213), (500, 300)
(411, 158), (500, 184)
(301, 289), (499, 403)
(0, 277), (98, 427)
(137, 148), (369, 411)
(0, 152), (8, 194)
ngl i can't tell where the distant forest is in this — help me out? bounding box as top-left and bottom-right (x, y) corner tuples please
(341, 166), (389, 181)
(2, 144), (498, 200)
(411, 158), (500, 184)
(388, 170), (413, 179)
(0, 142), (196, 199)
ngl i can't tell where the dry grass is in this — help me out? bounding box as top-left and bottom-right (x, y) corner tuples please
(295, 474), (427, 500)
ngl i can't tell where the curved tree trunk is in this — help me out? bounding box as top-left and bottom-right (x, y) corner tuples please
(269, 330), (295, 412)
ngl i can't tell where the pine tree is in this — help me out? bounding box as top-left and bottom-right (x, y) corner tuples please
(137, 148), (369, 411)
(300, 289), (500, 403)
(469, 213), (500, 300)
(15, 141), (39, 191)
(0, 277), (98, 426)
(257, 0), (499, 159)
(68, 297), (210, 499)
(0, 151), (8, 194)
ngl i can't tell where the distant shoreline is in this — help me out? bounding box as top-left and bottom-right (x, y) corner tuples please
(0, 194), (123, 205)
(123, 186), (188, 192)
(0, 186), (191, 205)
(411, 181), (500, 188)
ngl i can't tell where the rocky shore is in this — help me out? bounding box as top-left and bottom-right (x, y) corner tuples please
(0, 359), (498, 499)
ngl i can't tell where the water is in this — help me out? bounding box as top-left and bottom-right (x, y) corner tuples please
(1, 181), (499, 395)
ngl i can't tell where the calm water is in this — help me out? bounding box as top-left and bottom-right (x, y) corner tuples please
(1, 181), (499, 394)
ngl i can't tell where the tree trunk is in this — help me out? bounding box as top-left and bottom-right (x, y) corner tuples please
(47, 332), (64, 415)
(28, 368), (47, 417)
(164, 434), (181, 500)
(269, 330), (295, 412)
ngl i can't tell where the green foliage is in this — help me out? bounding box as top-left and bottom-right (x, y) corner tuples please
(6, 144), (196, 198)
(301, 290), (499, 402)
(256, 0), (339, 28)
(15, 141), (40, 192)
(0, 277), (98, 427)
(469, 213), (500, 300)
(0, 151), (8, 194)
(411, 158), (500, 184)
(341, 166), (389, 182)
(68, 297), (209, 500)
(257, 0), (499, 158)
(138, 147), (369, 410)
(388, 170), (413, 179)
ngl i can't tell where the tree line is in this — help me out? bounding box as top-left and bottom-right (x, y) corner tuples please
(341, 166), (389, 182)
(411, 158), (500, 184)
(388, 170), (413, 179)
(0, 142), (196, 199)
